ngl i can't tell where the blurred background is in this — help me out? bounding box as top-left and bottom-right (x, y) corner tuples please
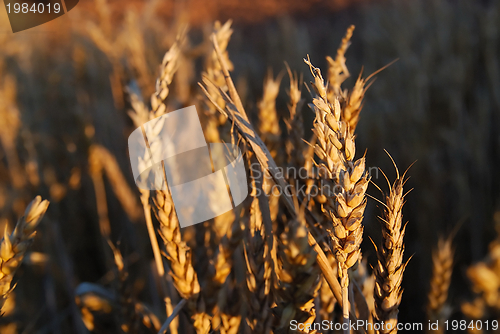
(0, 0), (499, 332)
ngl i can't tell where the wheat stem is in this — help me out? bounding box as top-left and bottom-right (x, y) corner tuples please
(159, 298), (187, 334)
(342, 274), (349, 334)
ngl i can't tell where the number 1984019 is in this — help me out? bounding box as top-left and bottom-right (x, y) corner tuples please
(6, 2), (61, 14)
(445, 320), (498, 331)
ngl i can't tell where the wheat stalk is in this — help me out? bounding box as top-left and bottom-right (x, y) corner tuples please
(89, 145), (142, 221)
(126, 33), (186, 333)
(373, 162), (409, 333)
(199, 21), (238, 247)
(258, 71), (283, 160)
(154, 190), (211, 333)
(305, 56), (368, 333)
(427, 235), (454, 334)
(0, 196), (49, 314)
(200, 34), (359, 329)
(149, 29), (186, 118)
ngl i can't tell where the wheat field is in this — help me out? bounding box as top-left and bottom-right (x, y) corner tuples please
(0, 0), (500, 333)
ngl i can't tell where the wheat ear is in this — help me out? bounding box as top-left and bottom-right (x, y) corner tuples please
(0, 196), (49, 314)
(258, 71), (283, 160)
(326, 24), (367, 133)
(258, 71), (283, 222)
(202, 20), (234, 144)
(285, 65), (306, 170)
(153, 190), (211, 333)
(327, 24), (394, 133)
(150, 29), (185, 118)
(373, 163), (409, 333)
(326, 25), (354, 99)
(126, 33), (185, 332)
(426, 235), (454, 333)
(243, 188), (274, 333)
(305, 56), (368, 333)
